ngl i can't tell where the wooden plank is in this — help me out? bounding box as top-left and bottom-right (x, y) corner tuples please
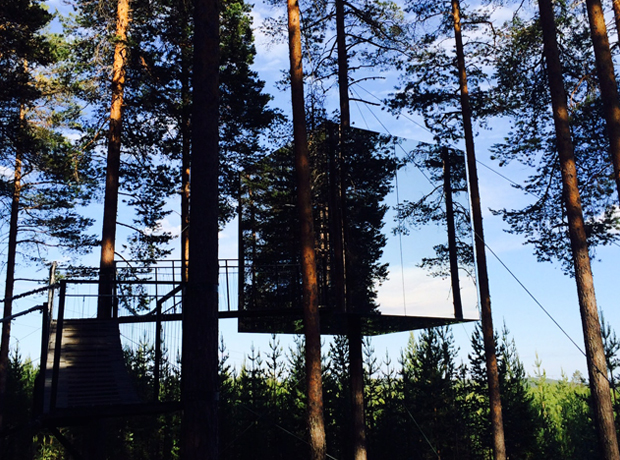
(42, 318), (141, 415)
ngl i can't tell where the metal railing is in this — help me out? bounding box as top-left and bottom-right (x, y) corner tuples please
(34, 259), (240, 411)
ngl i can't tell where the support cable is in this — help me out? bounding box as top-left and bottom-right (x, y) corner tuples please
(482, 239), (586, 356)
(404, 405), (440, 459)
(352, 83), (616, 379)
(483, 237), (611, 381)
(356, 84), (620, 254)
(352, 98), (370, 130)
(227, 401), (340, 460)
(350, 87), (434, 185)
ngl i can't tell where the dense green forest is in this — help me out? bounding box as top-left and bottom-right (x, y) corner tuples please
(3, 324), (618, 459)
(2, 0), (620, 456)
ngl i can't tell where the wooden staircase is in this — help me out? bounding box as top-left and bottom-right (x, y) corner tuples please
(42, 319), (141, 418)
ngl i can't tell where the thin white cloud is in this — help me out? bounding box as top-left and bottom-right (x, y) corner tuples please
(377, 265), (479, 319)
(0, 166), (13, 178)
(159, 217), (181, 238)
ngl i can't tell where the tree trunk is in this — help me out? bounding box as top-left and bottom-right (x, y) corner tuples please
(583, 0), (620, 204)
(180, 0), (219, 455)
(538, 0), (620, 458)
(335, 1), (367, 459)
(442, 147), (463, 319)
(336, 0), (350, 128)
(450, 1), (507, 459)
(349, 319), (367, 460)
(0, 103), (24, 430)
(180, 0), (191, 284)
(286, 0), (327, 458)
(98, 0), (131, 319)
(612, 0), (620, 43)
(333, 0), (348, 315)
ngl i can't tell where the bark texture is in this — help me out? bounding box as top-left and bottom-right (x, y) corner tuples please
(286, 0), (327, 458)
(180, 0), (220, 455)
(583, 0), (620, 203)
(442, 147), (463, 319)
(349, 319), (367, 460)
(538, 0), (620, 458)
(335, 2), (367, 458)
(450, 1), (507, 459)
(98, 0), (131, 318)
(0, 104), (24, 430)
(180, 0), (191, 284)
(614, 0), (620, 41)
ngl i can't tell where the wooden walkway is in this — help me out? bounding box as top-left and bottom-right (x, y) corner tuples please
(42, 319), (141, 417)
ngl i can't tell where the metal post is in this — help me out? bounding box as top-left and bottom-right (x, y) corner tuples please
(225, 260), (231, 312)
(154, 265), (161, 402)
(112, 260), (118, 319)
(238, 178), (245, 312)
(38, 302), (49, 416)
(50, 280), (67, 412)
(154, 297), (162, 403)
(37, 262), (57, 415)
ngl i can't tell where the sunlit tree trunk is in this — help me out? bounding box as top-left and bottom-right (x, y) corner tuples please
(287, 0), (327, 457)
(583, 0), (620, 203)
(611, 0), (620, 43)
(450, 1), (506, 459)
(180, 0), (191, 284)
(98, 0), (131, 318)
(180, 0), (219, 455)
(538, 0), (620, 458)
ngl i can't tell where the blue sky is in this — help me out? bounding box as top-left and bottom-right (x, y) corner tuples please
(242, 0), (620, 380)
(5, 0), (619, 381)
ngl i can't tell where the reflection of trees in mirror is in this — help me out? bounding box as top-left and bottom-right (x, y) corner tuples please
(240, 122), (397, 315)
(395, 142), (474, 279)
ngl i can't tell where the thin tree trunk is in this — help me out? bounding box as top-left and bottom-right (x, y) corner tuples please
(333, 0), (348, 315)
(335, 1), (367, 458)
(442, 147), (463, 319)
(583, 0), (620, 204)
(538, 0), (620, 458)
(98, 0), (131, 319)
(286, 0), (327, 458)
(180, 0), (219, 454)
(0, 103), (24, 430)
(450, 1), (506, 459)
(336, 0), (350, 128)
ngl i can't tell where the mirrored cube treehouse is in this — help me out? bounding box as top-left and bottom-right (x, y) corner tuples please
(31, 124), (478, 427)
(237, 123), (478, 335)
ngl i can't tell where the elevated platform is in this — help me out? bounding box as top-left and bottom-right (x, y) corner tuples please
(25, 261), (475, 426)
(236, 308), (474, 335)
